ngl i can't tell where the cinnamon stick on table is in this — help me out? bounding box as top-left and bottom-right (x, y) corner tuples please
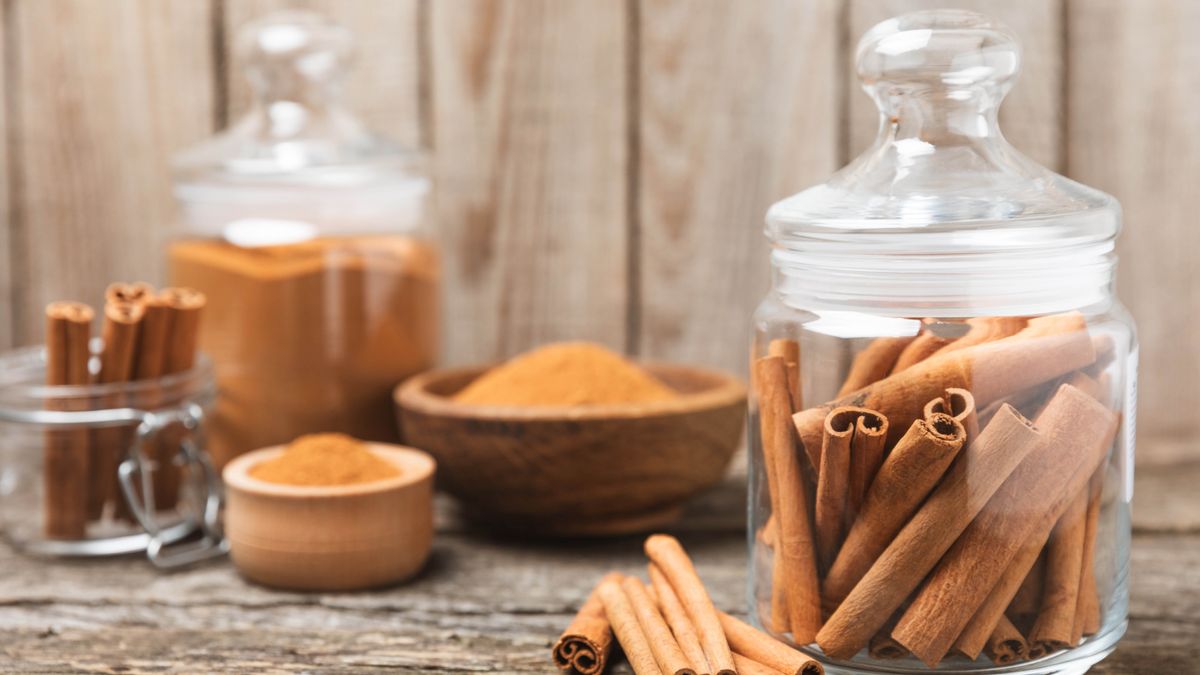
(732, 652), (789, 675)
(90, 300), (146, 520)
(645, 534), (737, 675)
(891, 384), (1118, 667)
(44, 302), (94, 539)
(621, 576), (696, 675)
(717, 611), (823, 675)
(821, 413), (965, 612)
(755, 356), (821, 643)
(553, 573), (619, 675)
(649, 564), (709, 674)
(793, 311), (1095, 458)
(595, 576), (661, 675)
(815, 404), (1042, 659)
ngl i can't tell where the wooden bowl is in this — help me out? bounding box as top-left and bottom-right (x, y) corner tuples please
(222, 444), (436, 591)
(394, 363), (746, 536)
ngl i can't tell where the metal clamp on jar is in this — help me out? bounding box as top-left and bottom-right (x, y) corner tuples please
(0, 346), (226, 568)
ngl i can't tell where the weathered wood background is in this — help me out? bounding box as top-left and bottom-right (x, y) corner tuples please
(0, 0), (1195, 461)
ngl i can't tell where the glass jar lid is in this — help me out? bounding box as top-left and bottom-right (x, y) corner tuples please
(766, 10), (1120, 317)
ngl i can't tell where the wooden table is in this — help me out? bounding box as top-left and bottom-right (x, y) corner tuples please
(2, 459), (1196, 674)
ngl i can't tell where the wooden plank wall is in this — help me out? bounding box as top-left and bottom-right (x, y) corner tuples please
(0, 0), (1195, 459)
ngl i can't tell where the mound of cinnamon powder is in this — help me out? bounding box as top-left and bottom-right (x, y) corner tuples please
(250, 433), (400, 486)
(453, 342), (678, 407)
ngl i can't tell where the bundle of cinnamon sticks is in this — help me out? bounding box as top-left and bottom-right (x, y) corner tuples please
(753, 312), (1120, 668)
(553, 534), (823, 675)
(42, 283), (205, 539)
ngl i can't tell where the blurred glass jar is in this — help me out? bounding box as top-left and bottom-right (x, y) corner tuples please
(170, 11), (439, 467)
(0, 345), (223, 567)
(748, 11), (1135, 674)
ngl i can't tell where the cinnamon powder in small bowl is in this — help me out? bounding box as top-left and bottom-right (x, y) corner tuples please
(249, 433), (400, 486)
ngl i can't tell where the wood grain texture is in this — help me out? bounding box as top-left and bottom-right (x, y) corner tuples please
(222, 0), (422, 147)
(7, 0), (216, 344)
(845, 0), (1064, 169)
(0, 9), (9, 350)
(1067, 0), (1200, 446)
(430, 0), (630, 363)
(636, 0), (840, 375)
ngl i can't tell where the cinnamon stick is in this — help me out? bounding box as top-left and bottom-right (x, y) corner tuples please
(891, 384), (1118, 666)
(768, 338), (801, 409)
(1072, 463), (1106, 643)
(889, 322), (955, 373)
(132, 296), (170, 380)
(89, 300), (146, 520)
(814, 408), (855, 572)
(153, 287), (207, 511)
(732, 653), (788, 675)
(814, 404), (1042, 659)
(821, 413), (965, 612)
(1010, 553), (1046, 621)
(844, 410), (888, 533)
(43, 302), (94, 539)
(952, 536), (1048, 659)
(621, 576), (695, 675)
(554, 573), (620, 675)
(1028, 489), (1090, 657)
(837, 336), (914, 396)
(922, 388), (978, 445)
(984, 615), (1028, 665)
(754, 357), (821, 643)
(595, 576), (661, 675)
(755, 355), (798, 633)
(106, 281), (155, 306)
(644, 534), (736, 675)
(793, 312), (1095, 458)
(718, 611), (823, 675)
(868, 630), (909, 659)
(932, 316), (1027, 355)
(648, 564), (709, 674)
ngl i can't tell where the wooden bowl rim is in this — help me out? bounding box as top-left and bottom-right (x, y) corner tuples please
(394, 361), (747, 421)
(223, 443), (436, 499)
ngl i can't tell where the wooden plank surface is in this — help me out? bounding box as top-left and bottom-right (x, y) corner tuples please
(845, 0), (1064, 169)
(430, 0), (630, 363)
(6, 0), (216, 344)
(1066, 0), (1200, 451)
(0, 9), (10, 351)
(223, 0), (422, 147)
(0, 464), (1195, 674)
(636, 0), (840, 374)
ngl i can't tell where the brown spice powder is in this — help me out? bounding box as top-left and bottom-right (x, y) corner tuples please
(250, 433), (400, 486)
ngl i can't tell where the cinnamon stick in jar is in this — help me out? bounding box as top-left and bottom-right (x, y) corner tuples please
(983, 615), (1028, 665)
(844, 410), (887, 529)
(553, 573), (619, 675)
(931, 316), (1027, 356)
(89, 300), (146, 520)
(891, 384), (1118, 666)
(814, 408), (855, 572)
(814, 404), (1041, 660)
(152, 288), (206, 511)
(767, 338), (801, 410)
(837, 336), (914, 396)
(754, 357), (821, 643)
(821, 413), (965, 612)
(1028, 489), (1090, 657)
(953, 535), (1048, 659)
(43, 302), (94, 539)
(889, 321), (956, 374)
(1072, 463), (1107, 642)
(922, 388), (978, 445)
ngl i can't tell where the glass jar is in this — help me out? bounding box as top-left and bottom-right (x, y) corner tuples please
(0, 345), (224, 567)
(169, 11), (439, 468)
(747, 11), (1135, 675)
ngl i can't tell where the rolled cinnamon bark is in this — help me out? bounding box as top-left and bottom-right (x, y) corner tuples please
(844, 411), (888, 532)
(984, 615), (1028, 665)
(648, 564), (709, 674)
(732, 652), (789, 675)
(89, 301), (146, 520)
(837, 335), (914, 397)
(814, 404), (1041, 659)
(891, 384), (1118, 666)
(768, 338), (801, 409)
(554, 573), (620, 675)
(1072, 464), (1107, 643)
(645, 535), (736, 675)
(621, 576), (696, 675)
(595, 576), (661, 675)
(43, 302), (94, 539)
(793, 313), (1095, 456)
(814, 408), (857, 572)
(717, 611), (823, 675)
(153, 287), (207, 510)
(868, 628), (909, 659)
(822, 413), (965, 611)
(1028, 489), (1090, 657)
(922, 388), (978, 445)
(106, 281), (155, 306)
(932, 316), (1028, 355)
(755, 356), (797, 632)
(889, 322), (955, 374)
(1010, 554), (1046, 621)
(952, 536), (1047, 659)
(755, 358), (821, 643)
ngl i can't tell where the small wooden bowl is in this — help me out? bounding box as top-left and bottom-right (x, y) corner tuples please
(222, 444), (436, 591)
(394, 363), (746, 536)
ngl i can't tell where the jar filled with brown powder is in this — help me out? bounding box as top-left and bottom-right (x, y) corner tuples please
(169, 12), (438, 467)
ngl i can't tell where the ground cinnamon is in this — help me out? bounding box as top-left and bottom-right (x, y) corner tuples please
(170, 235), (439, 467)
(455, 342), (676, 406)
(249, 433), (400, 486)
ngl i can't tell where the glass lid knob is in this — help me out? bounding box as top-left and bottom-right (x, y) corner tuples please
(237, 10), (354, 106)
